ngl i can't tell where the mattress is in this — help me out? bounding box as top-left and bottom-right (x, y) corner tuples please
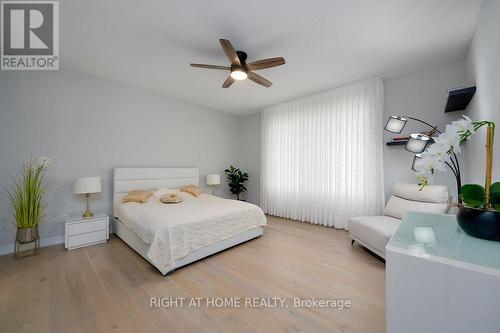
(114, 192), (267, 274)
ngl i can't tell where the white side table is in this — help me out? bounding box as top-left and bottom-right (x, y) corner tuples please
(386, 212), (500, 333)
(64, 214), (109, 250)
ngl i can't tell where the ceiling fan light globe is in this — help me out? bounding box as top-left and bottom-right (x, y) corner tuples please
(231, 69), (247, 81)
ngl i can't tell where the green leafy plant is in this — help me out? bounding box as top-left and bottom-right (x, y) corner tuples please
(6, 157), (50, 229)
(224, 165), (248, 200)
(461, 184), (487, 208)
(491, 182), (500, 210)
(462, 182), (500, 210)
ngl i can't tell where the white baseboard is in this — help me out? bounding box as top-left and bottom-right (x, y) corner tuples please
(0, 235), (65, 256)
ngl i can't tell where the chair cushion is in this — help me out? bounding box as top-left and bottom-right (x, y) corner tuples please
(384, 195), (449, 220)
(392, 183), (449, 204)
(349, 216), (401, 255)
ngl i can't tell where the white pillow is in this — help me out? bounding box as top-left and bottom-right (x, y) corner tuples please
(154, 187), (176, 197)
(392, 183), (449, 204)
(384, 195), (448, 220)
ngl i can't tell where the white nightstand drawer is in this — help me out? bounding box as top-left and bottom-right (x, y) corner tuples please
(67, 219), (107, 236)
(65, 214), (109, 250)
(67, 230), (107, 249)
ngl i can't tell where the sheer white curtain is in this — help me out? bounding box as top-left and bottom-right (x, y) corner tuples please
(261, 78), (385, 229)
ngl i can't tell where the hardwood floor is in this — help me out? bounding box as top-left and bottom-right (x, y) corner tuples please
(0, 216), (385, 333)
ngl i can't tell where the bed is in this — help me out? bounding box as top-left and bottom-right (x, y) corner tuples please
(112, 167), (266, 275)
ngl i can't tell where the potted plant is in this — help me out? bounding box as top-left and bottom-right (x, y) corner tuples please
(6, 157), (51, 252)
(415, 117), (499, 240)
(224, 165), (249, 200)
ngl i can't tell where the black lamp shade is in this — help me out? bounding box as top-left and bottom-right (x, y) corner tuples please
(405, 133), (430, 153)
(384, 116), (408, 134)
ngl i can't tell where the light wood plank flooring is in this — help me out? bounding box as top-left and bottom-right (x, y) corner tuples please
(0, 216), (385, 333)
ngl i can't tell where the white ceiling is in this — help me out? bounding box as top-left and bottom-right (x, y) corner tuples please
(61, 0), (482, 115)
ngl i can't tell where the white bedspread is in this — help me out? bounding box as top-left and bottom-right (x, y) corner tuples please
(115, 193), (267, 274)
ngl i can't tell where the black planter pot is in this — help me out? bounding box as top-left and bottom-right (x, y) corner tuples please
(457, 206), (500, 241)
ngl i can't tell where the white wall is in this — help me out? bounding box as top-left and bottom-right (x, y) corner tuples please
(238, 113), (261, 205)
(464, 0), (500, 185)
(0, 69), (241, 251)
(383, 60), (467, 200)
(239, 61), (469, 206)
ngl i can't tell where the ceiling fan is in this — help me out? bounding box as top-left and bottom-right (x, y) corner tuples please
(190, 39), (285, 88)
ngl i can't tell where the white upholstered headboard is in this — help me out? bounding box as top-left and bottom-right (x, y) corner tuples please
(113, 167), (199, 205)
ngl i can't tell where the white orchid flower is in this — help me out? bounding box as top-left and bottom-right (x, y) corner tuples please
(416, 169), (434, 187)
(434, 125), (461, 154)
(420, 153), (446, 172)
(451, 115), (474, 137)
(414, 116), (477, 190)
(414, 152), (441, 188)
(427, 142), (451, 162)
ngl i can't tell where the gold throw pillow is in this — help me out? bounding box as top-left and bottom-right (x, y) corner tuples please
(122, 190), (153, 203)
(180, 185), (203, 197)
(160, 193), (182, 204)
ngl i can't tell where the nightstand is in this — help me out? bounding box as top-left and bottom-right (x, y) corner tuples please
(64, 214), (109, 250)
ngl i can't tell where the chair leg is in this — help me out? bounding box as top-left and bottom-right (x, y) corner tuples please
(351, 239), (355, 246)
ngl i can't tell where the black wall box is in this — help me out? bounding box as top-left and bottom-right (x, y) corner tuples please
(445, 86), (476, 113)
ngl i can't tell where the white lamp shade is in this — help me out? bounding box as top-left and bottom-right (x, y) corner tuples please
(206, 174), (221, 186)
(411, 153), (423, 171)
(73, 177), (102, 194)
(384, 116), (408, 134)
(405, 133), (430, 153)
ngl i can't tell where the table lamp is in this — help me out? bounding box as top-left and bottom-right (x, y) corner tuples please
(206, 174), (221, 195)
(73, 177), (102, 218)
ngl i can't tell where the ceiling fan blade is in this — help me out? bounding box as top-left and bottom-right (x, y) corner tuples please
(247, 57), (285, 71)
(219, 39), (241, 66)
(222, 76), (235, 88)
(190, 63), (230, 70)
(247, 71), (272, 87)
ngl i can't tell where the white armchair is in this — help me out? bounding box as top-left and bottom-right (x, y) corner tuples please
(349, 183), (449, 258)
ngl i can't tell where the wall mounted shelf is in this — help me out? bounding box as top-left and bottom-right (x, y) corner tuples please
(386, 140), (409, 146)
(445, 86), (476, 113)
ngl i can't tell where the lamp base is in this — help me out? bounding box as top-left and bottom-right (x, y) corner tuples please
(208, 185), (217, 195)
(82, 210), (94, 219)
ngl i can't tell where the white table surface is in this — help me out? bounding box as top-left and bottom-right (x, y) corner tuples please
(386, 211), (500, 333)
(387, 211), (500, 276)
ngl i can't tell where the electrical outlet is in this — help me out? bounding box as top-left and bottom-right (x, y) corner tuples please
(61, 214), (68, 223)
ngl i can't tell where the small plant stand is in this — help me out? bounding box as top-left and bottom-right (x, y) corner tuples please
(15, 228), (40, 259)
